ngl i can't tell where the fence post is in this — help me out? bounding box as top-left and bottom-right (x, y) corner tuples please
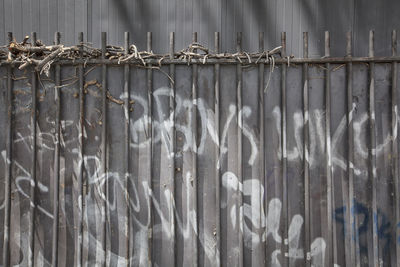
(169, 31), (176, 267)
(123, 31), (131, 267)
(3, 31), (13, 267)
(101, 31), (108, 267)
(369, 30), (379, 267)
(214, 31), (221, 267)
(51, 31), (61, 267)
(392, 29), (400, 267)
(146, 31), (153, 267)
(28, 31), (38, 267)
(303, 31), (311, 267)
(280, 31), (288, 267)
(257, 31), (266, 266)
(77, 31), (85, 267)
(324, 30), (334, 267)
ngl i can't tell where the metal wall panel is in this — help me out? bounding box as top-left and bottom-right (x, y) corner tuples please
(1, 0), (400, 56)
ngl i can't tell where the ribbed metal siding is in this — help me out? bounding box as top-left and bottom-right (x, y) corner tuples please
(1, 0), (400, 55)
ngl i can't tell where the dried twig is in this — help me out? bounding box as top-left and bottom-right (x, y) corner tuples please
(35, 46), (64, 73)
(106, 91), (124, 105)
(2, 37), (284, 81)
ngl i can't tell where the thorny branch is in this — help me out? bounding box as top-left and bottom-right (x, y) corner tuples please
(0, 36), (283, 77)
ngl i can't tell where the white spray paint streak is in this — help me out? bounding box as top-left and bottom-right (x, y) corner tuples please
(264, 198), (282, 243)
(310, 237), (326, 267)
(238, 106), (259, 165)
(218, 104), (236, 168)
(288, 214), (304, 259)
(273, 106), (283, 160)
(271, 249), (281, 267)
(348, 102), (356, 125)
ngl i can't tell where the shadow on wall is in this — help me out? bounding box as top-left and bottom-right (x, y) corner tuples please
(1, 0), (400, 56)
(110, 0), (400, 56)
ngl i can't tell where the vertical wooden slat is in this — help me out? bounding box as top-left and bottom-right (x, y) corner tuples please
(258, 31), (266, 267)
(303, 31), (311, 267)
(214, 31), (221, 267)
(368, 30), (379, 267)
(280, 32), (288, 267)
(346, 31), (359, 267)
(369, 30), (379, 267)
(340, 31), (351, 266)
(28, 31), (38, 267)
(391, 29), (400, 267)
(2, 31), (13, 267)
(324, 31), (335, 266)
(169, 31), (176, 267)
(101, 31), (108, 267)
(146, 31), (153, 267)
(123, 31), (130, 267)
(192, 32), (199, 267)
(236, 31), (244, 267)
(51, 31), (61, 267)
(77, 31), (84, 267)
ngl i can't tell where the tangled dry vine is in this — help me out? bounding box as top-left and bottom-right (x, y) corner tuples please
(0, 36), (283, 78)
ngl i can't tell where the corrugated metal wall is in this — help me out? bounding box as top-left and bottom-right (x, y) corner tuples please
(1, 0), (400, 55)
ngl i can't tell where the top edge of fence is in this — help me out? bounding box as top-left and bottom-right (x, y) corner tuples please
(1, 31), (399, 73)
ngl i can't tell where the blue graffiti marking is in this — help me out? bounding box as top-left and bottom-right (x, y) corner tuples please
(334, 199), (392, 257)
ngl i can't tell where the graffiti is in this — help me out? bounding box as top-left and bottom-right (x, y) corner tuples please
(128, 87), (259, 167)
(272, 105), (394, 176)
(334, 200), (392, 258)
(222, 171), (326, 266)
(2, 148), (329, 266)
(0, 78), (397, 266)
